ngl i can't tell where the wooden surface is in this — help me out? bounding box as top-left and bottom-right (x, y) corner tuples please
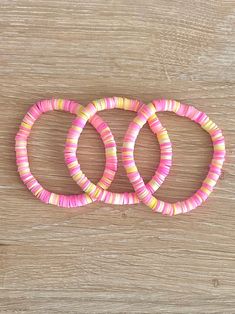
(0, 1), (235, 313)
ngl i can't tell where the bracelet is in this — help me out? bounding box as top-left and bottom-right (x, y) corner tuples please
(15, 99), (117, 207)
(64, 97), (172, 204)
(122, 99), (226, 215)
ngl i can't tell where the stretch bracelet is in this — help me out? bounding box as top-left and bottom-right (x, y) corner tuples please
(15, 99), (118, 207)
(122, 99), (226, 216)
(64, 97), (172, 205)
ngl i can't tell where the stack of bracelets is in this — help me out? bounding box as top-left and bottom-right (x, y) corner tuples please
(15, 97), (225, 216)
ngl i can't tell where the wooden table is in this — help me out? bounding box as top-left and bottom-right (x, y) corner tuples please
(0, 1), (234, 313)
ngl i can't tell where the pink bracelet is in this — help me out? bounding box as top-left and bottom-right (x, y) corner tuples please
(64, 97), (172, 205)
(122, 99), (226, 215)
(15, 99), (118, 207)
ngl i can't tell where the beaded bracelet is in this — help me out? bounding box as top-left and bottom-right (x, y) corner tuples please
(122, 99), (226, 215)
(64, 97), (172, 205)
(15, 99), (118, 207)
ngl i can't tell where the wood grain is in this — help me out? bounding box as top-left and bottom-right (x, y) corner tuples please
(0, 1), (235, 313)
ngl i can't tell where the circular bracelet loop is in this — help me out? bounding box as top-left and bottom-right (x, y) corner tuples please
(122, 99), (226, 215)
(15, 99), (118, 208)
(64, 97), (172, 205)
